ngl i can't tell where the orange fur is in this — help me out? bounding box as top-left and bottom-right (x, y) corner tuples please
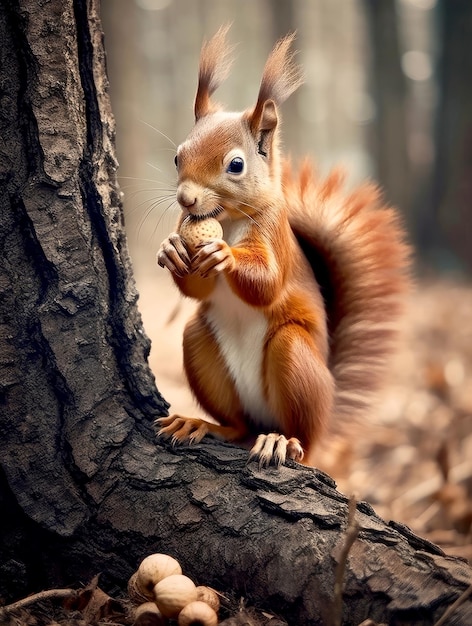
(156, 28), (411, 466)
(194, 24), (234, 121)
(183, 309), (245, 428)
(285, 160), (411, 433)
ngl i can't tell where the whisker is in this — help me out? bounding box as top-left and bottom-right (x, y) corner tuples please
(151, 148), (178, 153)
(150, 200), (179, 241)
(231, 202), (261, 227)
(128, 193), (176, 215)
(145, 162), (177, 187)
(121, 189), (176, 202)
(123, 187), (175, 212)
(118, 174), (174, 185)
(139, 119), (177, 149)
(135, 197), (179, 244)
(145, 162), (168, 176)
(121, 187), (176, 199)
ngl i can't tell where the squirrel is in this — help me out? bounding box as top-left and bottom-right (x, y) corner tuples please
(156, 26), (411, 467)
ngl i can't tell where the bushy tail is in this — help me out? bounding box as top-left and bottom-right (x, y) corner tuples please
(284, 159), (411, 433)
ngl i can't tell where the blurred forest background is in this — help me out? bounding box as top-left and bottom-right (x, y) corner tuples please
(100, 0), (472, 558)
(101, 0), (472, 276)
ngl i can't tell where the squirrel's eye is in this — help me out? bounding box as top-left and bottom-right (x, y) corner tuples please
(174, 155), (178, 168)
(227, 157), (245, 174)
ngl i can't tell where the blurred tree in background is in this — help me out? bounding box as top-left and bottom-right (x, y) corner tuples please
(429, 0), (472, 272)
(101, 0), (472, 276)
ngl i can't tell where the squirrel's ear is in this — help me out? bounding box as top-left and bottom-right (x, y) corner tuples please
(248, 99), (278, 158)
(194, 25), (234, 121)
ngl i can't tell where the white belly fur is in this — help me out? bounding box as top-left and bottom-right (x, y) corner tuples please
(204, 277), (276, 428)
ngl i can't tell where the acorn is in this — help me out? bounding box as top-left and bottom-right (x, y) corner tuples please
(179, 217), (223, 253)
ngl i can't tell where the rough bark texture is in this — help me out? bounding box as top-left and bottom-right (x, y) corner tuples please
(1, 1), (472, 625)
(0, 0), (167, 531)
(2, 438), (472, 625)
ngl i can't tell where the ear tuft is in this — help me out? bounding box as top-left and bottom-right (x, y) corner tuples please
(256, 32), (304, 108)
(194, 24), (235, 121)
(248, 33), (303, 141)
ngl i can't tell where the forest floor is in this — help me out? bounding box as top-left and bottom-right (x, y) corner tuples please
(138, 270), (472, 565)
(2, 272), (471, 625)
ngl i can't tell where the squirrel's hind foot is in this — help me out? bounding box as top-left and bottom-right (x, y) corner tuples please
(248, 433), (304, 467)
(156, 417), (304, 467)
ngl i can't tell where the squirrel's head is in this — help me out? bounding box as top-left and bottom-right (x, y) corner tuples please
(174, 25), (303, 223)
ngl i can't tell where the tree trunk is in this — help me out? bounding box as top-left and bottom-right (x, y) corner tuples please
(1, 1), (471, 625)
(0, 0), (167, 586)
(427, 0), (472, 272)
(363, 0), (410, 216)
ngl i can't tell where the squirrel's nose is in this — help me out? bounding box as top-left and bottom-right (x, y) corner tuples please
(177, 189), (197, 209)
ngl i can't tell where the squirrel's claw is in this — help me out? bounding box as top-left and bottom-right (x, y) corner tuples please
(248, 433), (304, 467)
(156, 415), (210, 445)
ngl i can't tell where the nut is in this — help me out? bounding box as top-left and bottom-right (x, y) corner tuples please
(131, 554), (182, 601)
(133, 602), (166, 626)
(178, 600), (218, 626)
(153, 574), (198, 619)
(179, 217), (223, 253)
(195, 586), (220, 613)
(128, 571), (151, 605)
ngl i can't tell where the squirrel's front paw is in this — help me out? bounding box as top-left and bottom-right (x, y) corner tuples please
(157, 233), (192, 277)
(249, 433), (304, 467)
(192, 239), (235, 278)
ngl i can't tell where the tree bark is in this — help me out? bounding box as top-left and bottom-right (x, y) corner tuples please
(1, 2), (472, 625)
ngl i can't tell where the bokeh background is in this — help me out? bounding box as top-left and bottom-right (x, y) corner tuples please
(100, 0), (472, 559)
(102, 0), (472, 274)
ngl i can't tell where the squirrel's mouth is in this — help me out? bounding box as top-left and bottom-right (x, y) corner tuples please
(186, 206), (224, 222)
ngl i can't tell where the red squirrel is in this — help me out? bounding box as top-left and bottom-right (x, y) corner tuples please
(156, 26), (410, 466)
